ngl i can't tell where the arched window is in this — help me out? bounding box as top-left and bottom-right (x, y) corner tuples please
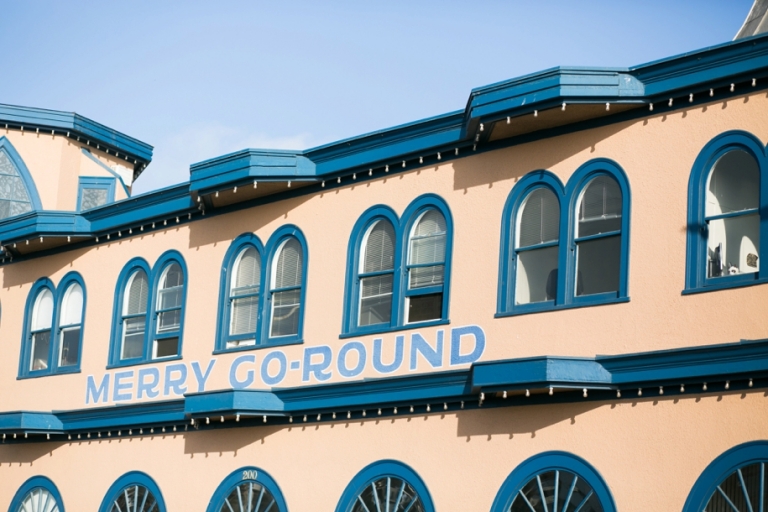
(206, 467), (288, 512)
(515, 187), (560, 305)
(122, 269), (149, 360)
(491, 452), (616, 512)
(0, 136), (41, 220)
(58, 282), (83, 368)
(229, 247), (261, 347)
(30, 288), (54, 372)
(406, 209), (447, 323)
(9, 476), (65, 512)
(336, 460), (434, 512)
(154, 262), (183, 358)
(270, 237), (303, 338)
(685, 131), (767, 292)
(498, 161), (630, 316)
(359, 219), (396, 327)
(99, 472), (165, 512)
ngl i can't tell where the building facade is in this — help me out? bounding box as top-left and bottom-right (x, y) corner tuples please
(1, 32), (768, 512)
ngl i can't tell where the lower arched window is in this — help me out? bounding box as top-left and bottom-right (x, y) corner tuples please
(336, 460), (434, 512)
(206, 467), (287, 512)
(99, 472), (165, 512)
(9, 476), (65, 512)
(491, 452), (615, 512)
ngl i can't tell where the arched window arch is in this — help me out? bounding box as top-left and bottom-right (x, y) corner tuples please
(491, 452), (616, 512)
(498, 161), (630, 316)
(683, 441), (768, 512)
(205, 467), (288, 512)
(9, 476), (65, 512)
(98, 472), (165, 512)
(55, 273), (86, 370)
(335, 460), (434, 512)
(0, 136), (42, 219)
(342, 195), (453, 336)
(685, 131), (768, 292)
(110, 252), (188, 367)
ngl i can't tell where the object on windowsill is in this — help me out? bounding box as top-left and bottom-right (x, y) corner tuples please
(727, 264), (739, 275)
(747, 253), (758, 268)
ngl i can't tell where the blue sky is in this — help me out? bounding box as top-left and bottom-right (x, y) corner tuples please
(0, 1), (754, 194)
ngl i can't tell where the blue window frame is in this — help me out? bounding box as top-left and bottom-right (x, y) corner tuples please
(98, 471), (165, 512)
(9, 475), (66, 512)
(77, 176), (116, 211)
(491, 451), (616, 512)
(335, 460), (435, 512)
(109, 251), (188, 367)
(683, 441), (768, 512)
(215, 226), (307, 352)
(19, 272), (86, 378)
(205, 466), (288, 512)
(342, 194), (453, 337)
(685, 130), (768, 293)
(498, 159), (631, 316)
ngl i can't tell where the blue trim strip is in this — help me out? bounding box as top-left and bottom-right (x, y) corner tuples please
(80, 148), (130, 196)
(8, 475), (66, 512)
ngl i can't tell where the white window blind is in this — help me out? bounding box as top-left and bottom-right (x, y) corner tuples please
(363, 220), (395, 273)
(59, 283), (83, 326)
(31, 289), (54, 331)
(517, 187), (560, 248)
(230, 247), (261, 336)
(274, 238), (302, 289)
(125, 270), (149, 315)
(409, 210), (446, 289)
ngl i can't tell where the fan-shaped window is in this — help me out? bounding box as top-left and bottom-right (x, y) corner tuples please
(703, 462), (765, 512)
(30, 289), (54, 371)
(122, 270), (149, 360)
(406, 209), (447, 323)
(0, 148), (33, 219)
(228, 247), (261, 347)
(515, 187), (560, 304)
(219, 481), (279, 512)
(338, 461), (434, 512)
(154, 263), (183, 358)
(574, 175), (622, 296)
(107, 485), (159, 512)
(705, 149), (760, 278)
(352, 477), (425, 512)
(270, 237), (303, 338)
(359, 220), (396, 327)
(510, 470), (602, 512)
(58, 283), (83, 368)
(9, 478), (64, 512)
(207, 467), (288, 512)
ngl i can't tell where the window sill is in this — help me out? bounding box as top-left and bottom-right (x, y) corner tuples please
(682, 276), (766, 295)
(212, 338), (303, 355)
(339, 319), (450, 339)
(17, 368), (82, 380)
(495, 296), (629, 318)
(106, 355), (183, 370)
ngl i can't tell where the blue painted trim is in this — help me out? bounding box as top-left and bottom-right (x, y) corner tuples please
(80, 148), (130, 196)
(109, 257), (152, 367)
(489, 451), (616, 512)
(684, 130), (768, 292)
(77, 176), (116, 212)
(262, 225), (309, 346)
(18, 278), (56, 378)
(205, 466), (288, 512)
(215, 233), (266, 352)
(98, 471), (166, 512)
(0, 136), (43, 211)
(335, 460), (435, 512)
(683, 441), (768, 512)
(8, 475), (66, 512)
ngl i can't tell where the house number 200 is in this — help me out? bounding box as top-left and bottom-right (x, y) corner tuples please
(242, 470), (258, 480)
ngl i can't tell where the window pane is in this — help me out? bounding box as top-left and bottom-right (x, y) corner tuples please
(363, 220), (396, 273)
(271, 289), (300, 337)
(110, 485), (159, 512)
(0, 150), (33, 219)
(157, 309), (181, 332)
(706, 149), (759, 216)
(59, 327), (81, 367)
(705, 463), (763, 512)
(125, 271), (149, 315)
(19, 487), (61, 512)
(158, 263), (183, 310)
(231, 295), (258, 335)
(155, 337), (179, 358)
(32, 289), (54, 331)
(31, 331), (51, 371)
(232, 247), (261, 296)
(409, 264), (445, 289)
(81, 188), (108, 210)
(707, 213), (759, 277)
(516, 245), (558, 304)
(122, 317), (145, 359)
(577, 176), (622, 237)
(576, 235), (621, 296)
(60, 283), (83, 326)
(409, 210), (447, 266)
(274, 238), (302, 289)
(407, 293), (442, 323)
(359, 274), (393, 326)
(518, 187), (559, 248)
(511, 470), (602, 512)
(220, 482), (278, 512)
(352, 478), (424, 512)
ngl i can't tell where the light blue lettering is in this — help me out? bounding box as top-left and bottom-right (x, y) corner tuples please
(164, 364), (188, 396)
(229, 354), (256, 389)
(302, 346), (332, 382)
(261, 351), (287, 386)
(85, 374), (110, 404)
(137, 367), (160, 399)
(409, 331), (444, 370)
(450, 325), (486, 366)
(338, 341), (366, 378)
(191, 360), (216, 392)
(372, 336), (404, 374)
(113, 370), (134, 402)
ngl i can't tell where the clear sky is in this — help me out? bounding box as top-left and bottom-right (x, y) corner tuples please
(0, 1), (754, 194)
